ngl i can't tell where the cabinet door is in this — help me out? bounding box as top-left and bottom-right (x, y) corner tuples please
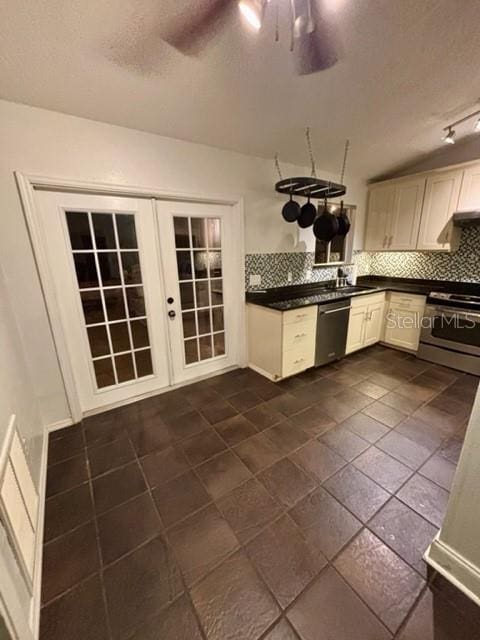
(417, 170), (462, 250)
(388, 178), (425, 250)
(363, 302), (385, 347)
(458, 164), (480, 210)
(384, 307), (422, 351)
(364, 185), (394, 251)
(346, 306), (366, 354)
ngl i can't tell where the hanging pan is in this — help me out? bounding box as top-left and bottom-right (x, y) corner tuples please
(313, 198), (339, 242)
(282, 193), (301, 222)
(336, 200), (351, 236)
(297, 194), (316, 228)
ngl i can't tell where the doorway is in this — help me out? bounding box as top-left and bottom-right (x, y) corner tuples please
(34, 190), (243, 418)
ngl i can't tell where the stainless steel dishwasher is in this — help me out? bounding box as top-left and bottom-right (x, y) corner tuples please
(315, 299), (351, 366)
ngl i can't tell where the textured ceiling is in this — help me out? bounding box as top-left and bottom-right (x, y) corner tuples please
(1, 0), (480, 179)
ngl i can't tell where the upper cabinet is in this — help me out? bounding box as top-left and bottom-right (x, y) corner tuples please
(365, 184), (394, 251)
(389, 177), (425, 250)
(365, 161), (480, 252)
(417, 169), (462, 250)
(458, 164), (480, 210)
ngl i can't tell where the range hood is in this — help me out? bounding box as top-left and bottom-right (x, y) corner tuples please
(452, 210), (480, 226)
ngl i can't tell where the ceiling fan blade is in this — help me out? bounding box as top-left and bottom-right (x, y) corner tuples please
(294, 0), (338, 75)
(163, 0), (235, 55)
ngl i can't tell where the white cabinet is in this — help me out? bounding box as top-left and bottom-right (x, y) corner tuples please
(346, 292), (385, 354)
(247, 304), (317, 380)
(383, 292), (426, 352)
(458, 163), (480, 210)
(364, 184), (394, 250)
(417, 169), (463, 251)
(388, 178), (425, 250)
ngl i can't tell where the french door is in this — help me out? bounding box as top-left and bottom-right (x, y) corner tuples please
(156, 200), (240, 384)
(35, 191), (240, 416)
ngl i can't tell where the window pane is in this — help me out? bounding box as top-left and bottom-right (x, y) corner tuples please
(174, 217), (190, 248)
(92, 213), (116, 249)
(131, 320), (150, 349)
(74, 253), (99, 289)
(176, 251), (192, 281)
(214, 332), (225, 356)
(197, 309), (211, 335)
(81, 290), (104, 324)
(121, 252), (142, 284)
(87, 325), (110, 357)
(209, 251), (222, 278)
(212, 306), (224, 332)
(182, 311), (196, 338)
(199, 335), (213, 360)
(94, 357), (115, 388)
(115, 353), (135, 383)
(211, 279), (223, 306)
(195, 281), (209, 308)
(98, 253), (121, 286)
(135, 349), (153, 377)
(116, 214), (137, 249)
(110, 322), (131, 353)
(66, 212), (92, 250)
(207, 218), (221, 248)
(126, 287), (145, 317)
(191, 218), (207, 248)
(104, 289), (126, 321)
(193, 251), (208, 279)
(184, 339), (198, 364)
(180, 282), (194, 310)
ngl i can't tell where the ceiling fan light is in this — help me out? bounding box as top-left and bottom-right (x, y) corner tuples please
(238, 0), (264, 31)
(442, 127), (456, 144)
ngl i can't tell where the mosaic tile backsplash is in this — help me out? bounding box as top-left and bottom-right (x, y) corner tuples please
(245, 226), (480, 290)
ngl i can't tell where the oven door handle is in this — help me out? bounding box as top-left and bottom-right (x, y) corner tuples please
(433, 306), (480, 321)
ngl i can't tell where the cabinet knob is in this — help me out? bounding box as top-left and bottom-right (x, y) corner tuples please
(168, 310), (176, 318)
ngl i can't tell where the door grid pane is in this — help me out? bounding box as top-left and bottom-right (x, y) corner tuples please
(173, 216), (226, 365)
(66, 210), (154, 389)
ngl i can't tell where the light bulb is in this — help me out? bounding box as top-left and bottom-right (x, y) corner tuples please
(239, 0), (264, 31)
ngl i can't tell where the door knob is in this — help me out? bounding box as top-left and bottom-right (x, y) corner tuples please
(168, 310), (176, 318)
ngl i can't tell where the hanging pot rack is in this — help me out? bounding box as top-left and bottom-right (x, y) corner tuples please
(275, 176), (346, 199)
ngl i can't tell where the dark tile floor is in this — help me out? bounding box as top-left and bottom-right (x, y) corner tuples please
(40, 345), (480, 640)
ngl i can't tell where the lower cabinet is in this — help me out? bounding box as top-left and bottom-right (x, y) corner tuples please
(247, 303), (317, 380)
(383, 292), (426, 351)
(346, 292), (386, 354)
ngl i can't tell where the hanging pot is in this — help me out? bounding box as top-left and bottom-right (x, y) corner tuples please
(313, 198), (339, 242)
(297, 194), (316, 228)
(282, 193), (301, 222)
(336, 201), (351, 236)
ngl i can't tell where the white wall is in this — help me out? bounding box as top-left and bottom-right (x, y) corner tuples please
(0, 99), (367, 429)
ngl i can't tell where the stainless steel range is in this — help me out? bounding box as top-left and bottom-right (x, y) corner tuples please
(417, 291), (480, 375)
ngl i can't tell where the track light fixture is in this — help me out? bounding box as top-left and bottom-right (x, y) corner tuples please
(442, 108), (480, 144)
(442, 127), (456, 145)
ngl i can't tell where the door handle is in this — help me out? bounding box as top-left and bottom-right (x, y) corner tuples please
(168, 310), (176, 318)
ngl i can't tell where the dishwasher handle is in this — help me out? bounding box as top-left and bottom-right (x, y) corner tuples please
(319, 306), (351, 315)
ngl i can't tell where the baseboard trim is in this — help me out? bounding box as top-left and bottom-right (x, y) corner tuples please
(425, 535), (480, 607)
(47, 418), (74, 434)
(29, 427), (48, 639)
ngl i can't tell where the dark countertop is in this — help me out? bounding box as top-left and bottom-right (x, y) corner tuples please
(245, 276), (480, 311)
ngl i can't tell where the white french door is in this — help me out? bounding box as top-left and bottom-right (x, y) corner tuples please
(36, 192), (170, 414)
(35, 191), (242, 416)
(156, 200), (240, 384)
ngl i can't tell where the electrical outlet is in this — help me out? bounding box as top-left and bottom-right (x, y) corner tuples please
(287, 271), (293, 283)
(249, 274), (261, 286)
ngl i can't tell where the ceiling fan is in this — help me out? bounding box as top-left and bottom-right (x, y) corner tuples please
(162, 0), (338, 76)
